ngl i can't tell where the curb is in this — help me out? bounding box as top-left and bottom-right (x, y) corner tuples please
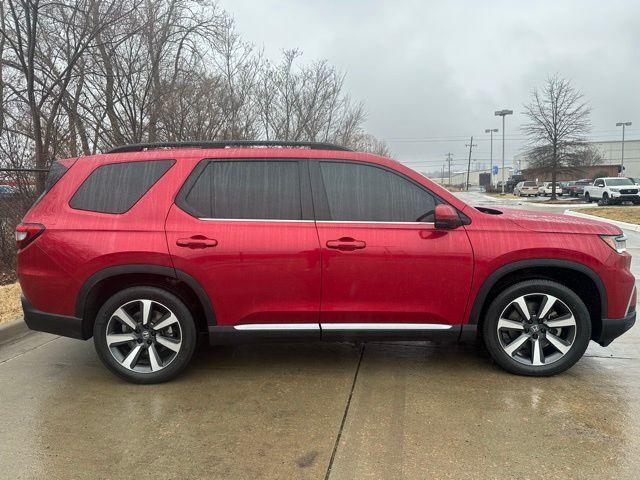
(0, 318), (29, 345)
(526, 201), (588, 208)
(564, 209), (640, 232)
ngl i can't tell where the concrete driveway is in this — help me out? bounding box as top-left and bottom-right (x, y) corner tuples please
(1, 193), (639, 480)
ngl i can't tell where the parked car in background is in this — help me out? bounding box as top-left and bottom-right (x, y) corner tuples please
(563, 181), (577, 196)
(583, 177), (640, 205)
(538, 182), (563, 196)
(505, 174), (524, 194)
(17, 141), (636, 383)
(513, 181), (538, 197)
(627, 177), (640, 186)
(574, 179), (593, 197)
(0, 185), (17, 198)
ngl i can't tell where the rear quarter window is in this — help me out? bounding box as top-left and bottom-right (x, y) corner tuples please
(69, 160), (174, 214)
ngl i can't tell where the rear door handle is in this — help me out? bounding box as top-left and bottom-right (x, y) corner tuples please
(326, 237), (366, 251)
(176, 235), (218, 249)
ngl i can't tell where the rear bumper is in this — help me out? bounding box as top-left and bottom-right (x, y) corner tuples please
(596, 311), (636, 347)
(22, 295), (87, 340)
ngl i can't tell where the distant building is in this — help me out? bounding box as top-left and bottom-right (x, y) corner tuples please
(514, 139), (640, 178)
(428, 166), (513, 188)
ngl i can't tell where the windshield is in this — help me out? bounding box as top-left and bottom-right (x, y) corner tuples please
(523, 181), (536, 186)
(606, 178), (634, 186)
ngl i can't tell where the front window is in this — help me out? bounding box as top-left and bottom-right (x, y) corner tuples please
(606, 178), (634, 186)
(318, 161), (436, 222)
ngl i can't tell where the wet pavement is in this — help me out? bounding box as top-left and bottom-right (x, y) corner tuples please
(1, 192), (639, 479)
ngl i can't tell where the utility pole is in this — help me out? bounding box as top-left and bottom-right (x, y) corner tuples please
(616, 121), (632, 175)
(441, 162), (445, 185)
(485, 128), (498, 187)
(465, 137), (477, 191)
(495, 109), (513, 194)
(445, 153), (453, 186)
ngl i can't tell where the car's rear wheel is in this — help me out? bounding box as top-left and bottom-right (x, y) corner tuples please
(482, 280), (591, 376)
(93, 286), (197, 383)
(584, 192), (591, 203)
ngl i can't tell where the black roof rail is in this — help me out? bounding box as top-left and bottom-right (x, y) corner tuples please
(106, 140), (351, 154)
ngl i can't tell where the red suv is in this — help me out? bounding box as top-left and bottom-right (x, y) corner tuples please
(17, 141), (635, 383)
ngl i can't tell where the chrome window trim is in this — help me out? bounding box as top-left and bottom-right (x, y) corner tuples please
(321, 323), (452, 330)
(199, 218), (314, 223)
(316, 221), (435, 225)
(197, 218), (434, 225)
(234, 323), (320, 331)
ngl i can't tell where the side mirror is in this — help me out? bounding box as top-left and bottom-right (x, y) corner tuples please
(434, 204), (462, 230)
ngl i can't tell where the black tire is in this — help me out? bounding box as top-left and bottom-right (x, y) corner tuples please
(584, 192), (591, 203)
(93, 286), (197, 384)
(602, 193), (609, 205)
(482, 280), (591, 376)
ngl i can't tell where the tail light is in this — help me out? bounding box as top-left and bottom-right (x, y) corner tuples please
(15, 223), (45, 250)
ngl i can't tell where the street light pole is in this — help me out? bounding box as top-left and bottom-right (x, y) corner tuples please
(616, 121), (632, 175)
(485, 128), (498, 187)
(495, 109), (513, 194)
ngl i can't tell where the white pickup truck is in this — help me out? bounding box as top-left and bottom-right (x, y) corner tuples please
(583, 177), (640, 205)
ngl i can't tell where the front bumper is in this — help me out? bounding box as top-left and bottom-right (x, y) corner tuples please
(596, 311), (636, 346)
(22, 295), (87, 340)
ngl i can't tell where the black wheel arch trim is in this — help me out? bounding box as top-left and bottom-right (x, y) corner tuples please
(75, 264), (216, 332)
(468, 259), (607, 325)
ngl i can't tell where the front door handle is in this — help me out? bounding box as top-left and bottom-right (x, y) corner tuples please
(176, 235), (218, 249)
(326, 237), (366, 251)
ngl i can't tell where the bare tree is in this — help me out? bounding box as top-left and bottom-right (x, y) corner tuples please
(522, 75), (592, 200)
(1, 0), (137, 189)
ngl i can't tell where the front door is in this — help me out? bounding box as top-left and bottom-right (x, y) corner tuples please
(310, 160), (473, 329)
(165, 159), (321, 332)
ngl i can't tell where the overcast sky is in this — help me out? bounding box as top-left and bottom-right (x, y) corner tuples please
(227, 0), (640, 173)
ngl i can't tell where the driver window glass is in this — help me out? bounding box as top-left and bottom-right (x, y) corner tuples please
(596, 180), (604, 187)
(319, 161), (436, 222)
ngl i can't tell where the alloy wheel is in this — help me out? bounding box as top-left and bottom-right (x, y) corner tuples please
(105, 299), (182, 373)
(496, 293), (576, 366)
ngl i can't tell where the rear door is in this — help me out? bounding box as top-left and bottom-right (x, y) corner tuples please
(310, 160), (473, 330)
(165, 159), (321, 333)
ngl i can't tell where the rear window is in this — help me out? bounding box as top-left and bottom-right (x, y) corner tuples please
(45, 161), (69, 192)
(179, 160), (302, 220)
(523, 181), (537, 186)
(69, 160), (174, 214)
(30, 160), (72, 208)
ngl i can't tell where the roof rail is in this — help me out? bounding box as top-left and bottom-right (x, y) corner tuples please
(106, 140), (351, 154)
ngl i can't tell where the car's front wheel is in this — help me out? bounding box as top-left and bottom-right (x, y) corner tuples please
(93, 286), (197, 383)
(482, 280), (591, 376)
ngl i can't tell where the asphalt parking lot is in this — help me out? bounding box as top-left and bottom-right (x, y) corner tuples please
(1, 192), (639, 480)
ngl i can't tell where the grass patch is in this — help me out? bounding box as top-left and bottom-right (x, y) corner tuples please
(0, 282), (22, 325)
(579, 206), (640, 225)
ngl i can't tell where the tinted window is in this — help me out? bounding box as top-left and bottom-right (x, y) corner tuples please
(606, 178), (633, 186)
(319, 161), (436, 222)
(182, 161), (302, 220)
(523, 181), (537, 186)
(70, 160), (173, 214)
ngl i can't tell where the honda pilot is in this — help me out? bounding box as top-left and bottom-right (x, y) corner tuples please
(17, 141), (636, 383)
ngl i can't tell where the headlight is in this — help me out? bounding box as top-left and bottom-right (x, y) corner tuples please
(600, 234), (627, 253)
